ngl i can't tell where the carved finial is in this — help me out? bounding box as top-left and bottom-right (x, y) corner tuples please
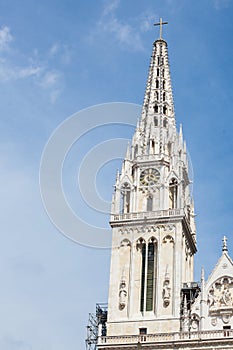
(179, 123), (183, 144)
(125, 142), (131, 159)
(201, 267), (204, 281)
(222, 236), (228, 253)
(116, 169), (120, 185)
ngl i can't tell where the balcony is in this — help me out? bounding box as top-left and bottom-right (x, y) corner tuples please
(98, 329), (233, 346)
(110, 208), (183, 223)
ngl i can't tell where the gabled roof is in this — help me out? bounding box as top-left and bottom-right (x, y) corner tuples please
(205, 252), (233, 291)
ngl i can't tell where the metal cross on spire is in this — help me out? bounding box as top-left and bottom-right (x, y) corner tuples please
(154, 18), (168, 40)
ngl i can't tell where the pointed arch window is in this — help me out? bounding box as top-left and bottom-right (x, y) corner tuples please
(134, 144), (138, 158)
(147, 195), (153, 211)
(154, 104), (159, 113)
(162, 69), (165, 77)
(163, 118), (168, 127)
(155, 91), (159, 101)
(156, 80), (159, 89)
(163, 92), (166, 101)
(139, 238), (157, 312)
(169, 178), (178, 209)
(163, 106), (167, 115)
(120, 182), (131, 213)
(151, 140), (155, 153)
(156, 68), (159, 77)
(146, 239), (156, 311)
(140, 240), (146, 312)
(162, 80), (166, 89)
(154, 117), (158, 127)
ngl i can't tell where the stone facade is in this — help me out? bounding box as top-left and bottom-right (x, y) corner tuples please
(97, 33), (233, 349)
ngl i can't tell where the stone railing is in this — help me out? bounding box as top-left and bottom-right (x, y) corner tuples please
(98, 329), (233, 345)
(110, 209), (183, 222)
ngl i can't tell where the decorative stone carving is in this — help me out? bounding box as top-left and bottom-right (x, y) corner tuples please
(120, 239), (131, 247)
(162, 235), (174, 244)
(220, 286), (232, 306)
(181, 295), (189, 332)
(119, 269), (127, 310)
(190, 314), (199, 330)
(208, 287), (217, 309)
(207, 277), (233, 322)
(211, 317), (217, 327)
(222, 314), (231, 324)
(162, 270), (171, 307)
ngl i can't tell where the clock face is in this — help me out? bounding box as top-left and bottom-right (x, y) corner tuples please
(140, 168), (160, 186)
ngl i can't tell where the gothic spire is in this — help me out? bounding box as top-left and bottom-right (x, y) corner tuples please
(131, 27), (176, 159)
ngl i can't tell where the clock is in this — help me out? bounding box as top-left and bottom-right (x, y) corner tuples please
(140, 168), (160, 186)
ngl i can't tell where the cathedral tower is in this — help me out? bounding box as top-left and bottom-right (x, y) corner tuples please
(89, 21), (233, 350)
(105, 25), (197, 338)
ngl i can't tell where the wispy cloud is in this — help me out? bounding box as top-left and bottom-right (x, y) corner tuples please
(38, 70), (62, 103)
(0, 26), (67, 103)
(102, 0), (120, 16)
(49, 43), (60, 57)
(48, 42), (72, 64)
(92, 0), (156, 52)
(214, 0), (232, 9)
(0, 59), (41, 81)
(0, 26), (13, 51)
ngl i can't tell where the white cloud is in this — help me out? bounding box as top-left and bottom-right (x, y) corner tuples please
(99, 17), (144, 51)
(49, 43), (60, 57)
(48, 43), (72, 65)
(214, 0), (232, 9)
(102, 0), (120, 16)
(94, 0), (157, 51)
(38, 70), (62, 103)
(0, 25), (64, 103)
(0, 26), (13, 51)
(40, 70), (60, 88)
(0, 60), (41, 81)
(138, 12), (157, 33)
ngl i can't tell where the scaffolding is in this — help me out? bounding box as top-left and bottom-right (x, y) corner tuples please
(180, 281), (200, 331)
(86, 303), (108, 350)
(181, 281), (200, 310)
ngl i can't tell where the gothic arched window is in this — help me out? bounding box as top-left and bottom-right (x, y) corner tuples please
(157, 68), (159, 77)
(140, 238), (157, 312)
(147, 195), (153, 211)
(155, 91), (159, 100)
(162, 80), (166, 89)
(163, 106), (167, 115)
(120, 183), (131, 213)
(154, 117), (158, 127)
(163, 118), (168, 127)
(163, 92), (166, 101)
(156, 80), (159, 89)
(151, 140), (155, 154)
(140, 241), (146, 312)
(154, 104), (159, 113)
(134, 144), (138, 158)
(169, 178), (178, 209)
(146, 239), (156, 311)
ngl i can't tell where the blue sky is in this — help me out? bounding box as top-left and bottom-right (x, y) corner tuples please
(1, 0), (233, 349)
